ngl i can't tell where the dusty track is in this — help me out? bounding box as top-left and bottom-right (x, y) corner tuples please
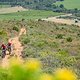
(42, 14), (80, 26)
(0, 6), (28, 14)
(1, 28), (26, 68)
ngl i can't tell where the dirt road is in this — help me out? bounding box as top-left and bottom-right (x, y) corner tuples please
(0, 6), (28, 14)
(1, 28), (26, 68)
(42, 14), (80, 26)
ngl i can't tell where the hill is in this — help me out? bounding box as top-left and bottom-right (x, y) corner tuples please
(0, 0), (79, 79)
(0, 20), (80, 79)
(20, 20), (80, 78)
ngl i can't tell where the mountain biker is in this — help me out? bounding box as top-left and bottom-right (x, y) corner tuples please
(1, 43), (6, 58)
(7, 42), (12, 55)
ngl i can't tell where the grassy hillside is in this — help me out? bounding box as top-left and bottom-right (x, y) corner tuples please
(55, 0), (80, 9)
(19, 20), (80, 78)
(0, 10), (63, 20)
(0, 19), (79, 79)
(0, 5), (11, 8)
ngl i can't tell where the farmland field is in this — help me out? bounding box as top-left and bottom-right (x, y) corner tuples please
(0, 5), (11, 8)
(0, 10), (63, 20)
(55, 0), (80, 9)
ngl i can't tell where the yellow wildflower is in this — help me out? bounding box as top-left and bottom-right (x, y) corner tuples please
(25, 58), (41, 71)
(40, 73), (53, 80)
(9, 57), (23, 67)
(55, 68), (77, 80)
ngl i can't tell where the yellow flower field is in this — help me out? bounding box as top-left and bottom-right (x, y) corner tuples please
(0, 58), (78, 80)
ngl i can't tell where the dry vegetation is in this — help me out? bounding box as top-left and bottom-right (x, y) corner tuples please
(19, 20), (80, 78)
(0, 20), (80, 79)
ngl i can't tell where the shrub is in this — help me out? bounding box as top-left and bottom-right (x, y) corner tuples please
(0, 30), (7, 36)
(58, 50), (68, 56)
(38, 19), (42, 21)
(13, 26), (19, 32)
(22, 37), (30, 44)
(22, 18), (25, 21)
(36, 40), (47, 48)
(56, 34), (63, 39)
(37, 42), (45, 48)
(75, 20), (78, 23)
(48, 42), (59, 48)
(77, 33), (80, 37)
(66, 37), (73, 42)
(32, 40), (47, 48)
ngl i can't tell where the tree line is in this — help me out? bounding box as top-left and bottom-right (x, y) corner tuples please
(0, 0), (80, 14)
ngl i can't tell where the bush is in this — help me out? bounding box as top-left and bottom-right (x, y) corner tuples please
(58, 50), (68, 56)
(32, 40), (47, 48)
(56, 34), (63, 39)
(48, 42), (59, 48)
(13, 26), (19, 32)
(0, 30), (7, 36)
(66, 37), (73, 42)
(22, 37), (30, 44)
(38, 19), (42, 21)
(77, 33), (80, 37)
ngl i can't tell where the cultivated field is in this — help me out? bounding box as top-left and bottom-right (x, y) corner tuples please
(55, 0), (80, 9)
(0, 5), (11, 8)
(0, 9), (63, 20)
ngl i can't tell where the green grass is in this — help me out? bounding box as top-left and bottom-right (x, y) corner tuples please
(19, 20), (80, 78)
(0, 20), (79, 79)
(0, 10), (63, 20)
(0, 58), (77, 80)
(0, 5), (11, 8)
(55, 0), (80, 9)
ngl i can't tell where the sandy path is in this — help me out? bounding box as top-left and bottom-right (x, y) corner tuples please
(1, 28), (26, 68)
(0, 6), (28, 14)
(42, 14), (80, 26)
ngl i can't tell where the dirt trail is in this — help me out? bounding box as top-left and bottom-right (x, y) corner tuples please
(1, 28), (26, 68)
(0, 6), (28, 14)
(42, 14), (80, 26)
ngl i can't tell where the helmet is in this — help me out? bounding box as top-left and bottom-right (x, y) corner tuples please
(2, 44), (6, 49)
(2, 44), (4, 46)
(8, 42), (11, 46)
